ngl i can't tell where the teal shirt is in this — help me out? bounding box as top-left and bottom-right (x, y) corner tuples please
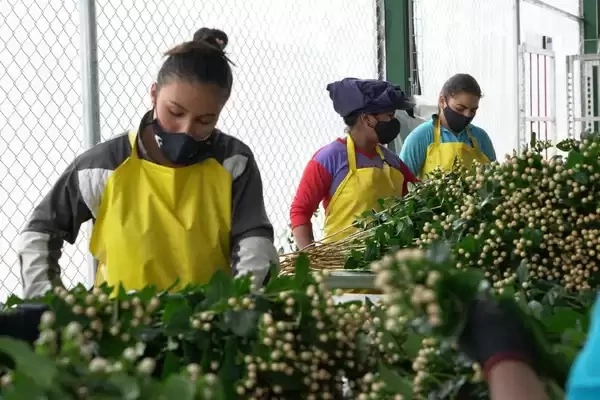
(398, 117), (497, 176)
(566, 295), (600, 399)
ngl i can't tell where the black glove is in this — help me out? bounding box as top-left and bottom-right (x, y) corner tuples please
(458, 297), (534, 377)
(0, 303), (49, 345)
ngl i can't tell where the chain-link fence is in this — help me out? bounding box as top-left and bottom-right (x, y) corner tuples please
(0, 0), (384, 301)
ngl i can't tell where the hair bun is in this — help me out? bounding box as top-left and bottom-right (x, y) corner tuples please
(192, 27), (228, 50)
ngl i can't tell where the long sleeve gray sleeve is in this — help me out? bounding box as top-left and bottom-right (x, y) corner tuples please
(224, 143), (278, 288)
(17, 161), (93, 298)
(18, 134), (132, 298)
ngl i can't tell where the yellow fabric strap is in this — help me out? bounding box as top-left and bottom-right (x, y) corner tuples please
(346, 135), (386, 172)
(127, 130), (136, 148)
(346, 135), (358, 172)
(433, 118), (442, 144)
(465, 128), (480, 149)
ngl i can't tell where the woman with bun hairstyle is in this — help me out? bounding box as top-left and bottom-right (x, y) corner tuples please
(17, 28), (278, 298)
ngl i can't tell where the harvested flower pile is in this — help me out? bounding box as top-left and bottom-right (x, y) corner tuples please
(0, 135), (597, 399)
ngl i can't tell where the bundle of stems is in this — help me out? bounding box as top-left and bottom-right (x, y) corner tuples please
(278, 225), (380, 275)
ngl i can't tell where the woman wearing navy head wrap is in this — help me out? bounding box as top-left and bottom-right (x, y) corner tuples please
(290, 78), (418, 249)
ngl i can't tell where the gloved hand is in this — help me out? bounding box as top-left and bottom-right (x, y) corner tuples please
(458, 297), (534, 379)
(0, 303), (49, 345)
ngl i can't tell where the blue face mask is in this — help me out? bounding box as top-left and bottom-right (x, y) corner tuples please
(149, 110), (214, 165)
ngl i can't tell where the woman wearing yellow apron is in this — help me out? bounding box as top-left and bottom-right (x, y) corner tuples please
(290, 78), (418, 292)
(399, 73), (496, 179)
(17, 28), (278, 299)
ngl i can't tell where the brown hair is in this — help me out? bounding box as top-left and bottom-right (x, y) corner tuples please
(156, 27), (233, 96)
(441, 73), (482, 98)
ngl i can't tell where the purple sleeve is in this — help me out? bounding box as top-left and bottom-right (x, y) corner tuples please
(313, 140), (350, 197)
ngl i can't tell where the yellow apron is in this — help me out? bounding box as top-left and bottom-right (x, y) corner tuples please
(90, 131), (232, 293)
(420, 118), (490, 179)
(322, 135), (405, 293)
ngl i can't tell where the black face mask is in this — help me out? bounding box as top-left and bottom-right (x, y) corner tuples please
(148, 111), (214, 165)
(373, 118), (401, 145)
(443, 105), (474, 133)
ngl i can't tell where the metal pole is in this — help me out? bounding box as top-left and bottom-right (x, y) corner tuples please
(514, 0), (522, 154)
(80, 0), (101, 149)
(80, 0), (101, 286)
(376, 0), (386, 81)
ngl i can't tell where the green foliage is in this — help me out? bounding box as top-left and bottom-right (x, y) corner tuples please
(0, 136), (598, 399)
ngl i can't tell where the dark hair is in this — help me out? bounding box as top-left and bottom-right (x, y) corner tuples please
(343, 113), (360, 128)
(193, 27), (228, 50)
(441, 73), (482, 98)
(156, 27), (233, 96)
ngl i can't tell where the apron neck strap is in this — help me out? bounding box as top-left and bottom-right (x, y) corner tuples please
(346, 135), (358, 172)
(346, 135), (386, 172)
(375, 145), (385, 160)
(433, 117), (442, 144)
(465, 128), (480, 149)
(128, 130), (142, 159)
(435, 117), (479, 149)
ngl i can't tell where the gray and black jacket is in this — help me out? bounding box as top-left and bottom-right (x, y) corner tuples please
(17, 127), (279, 298)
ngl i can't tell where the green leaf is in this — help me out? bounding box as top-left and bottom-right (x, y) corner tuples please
(364, 240), (380, 261)
(157, 375), (195, 400)
(523, 228), (543, 247)
(161, 351), (182, 379)
(378, 364), (413, 398)
(573, 171), (589, 184)
(565, 150), (584, 169)
(2, 371), (47, 400)
(556, 139), (574, 152)
(395, 220), (405, 235)
(458, 235), (477, 253)
(117, 284), (129, 301)
(218, 338), (239, 399)
(162, 298), (192, 336)
(427, 241), (452, 264)
(3, 295), (24, 309)
(107, 374), (141, 400)
(344, 256), (360, 270)
(543, 307), (587, 334)
(0, 337), (57, 389)
(203, 270), (233, 307)
(232, 275), (252, 297)
(516, 260), (529, 284)
(136, 285), (158, 304)
(542, 286), (561, 307)
(528, 300), (543, 319)
(224, 310), (260, 337)
(265, 275), (296, 294)
(401, 333), (423, 359)
(294, 253), (310, 284)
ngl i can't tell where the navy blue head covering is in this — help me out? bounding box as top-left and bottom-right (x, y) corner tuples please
(326, 77), (414, 118)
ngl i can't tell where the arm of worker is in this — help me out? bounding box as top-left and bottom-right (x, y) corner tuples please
(17, 134), (132, 299)
(229, 149), (278, 288)
(17, 159), (94, 299)
(398, 122), (433, 177)
(472, 126), (497, 162)
(487, 361), (548, 400)
(458, 298), (548, 400)
(289, 159), (332, 249)
(566, 295), (600, 399)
